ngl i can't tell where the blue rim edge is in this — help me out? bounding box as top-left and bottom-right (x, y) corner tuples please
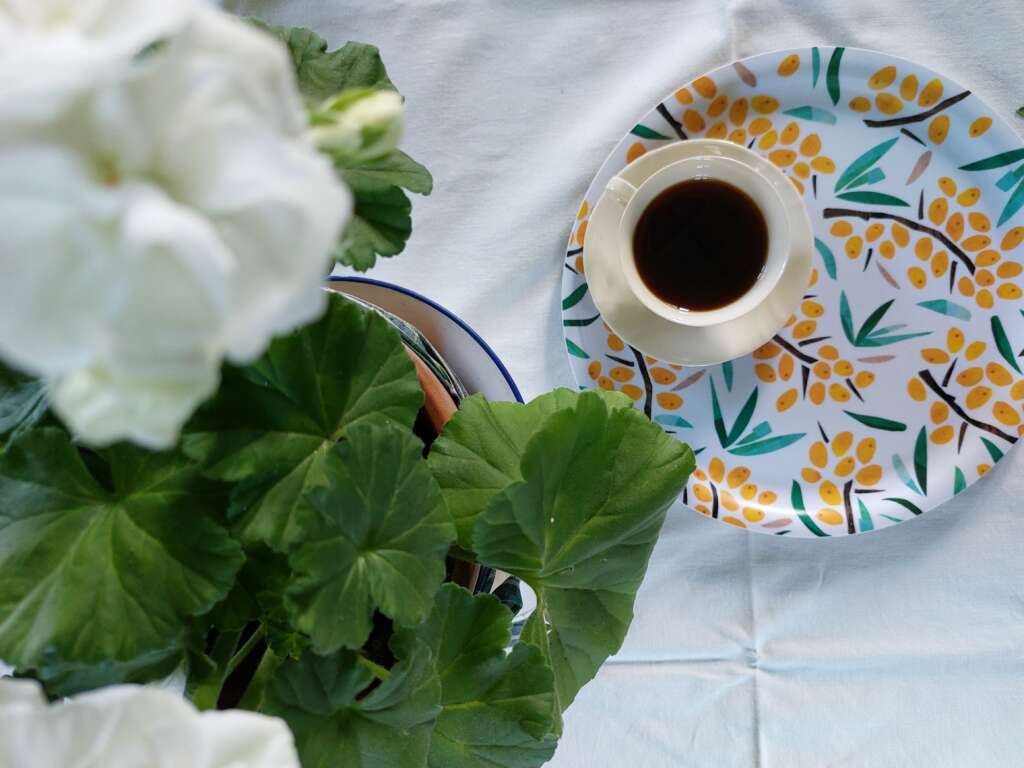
(328, 276), (524, 404)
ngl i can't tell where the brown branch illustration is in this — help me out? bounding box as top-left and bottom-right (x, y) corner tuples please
(656, 103), (687, 140)
(630, 345), (653, 419)
(773, 334), (817, 365)
(863, 90), (970, 128)
(710, 482), (720, 519)
(918, 369), (1018, 444)
(843, 479), (856, 535)
(823, 208), (976, 275)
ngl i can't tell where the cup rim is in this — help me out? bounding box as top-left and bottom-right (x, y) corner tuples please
(613, 152), (791, 327)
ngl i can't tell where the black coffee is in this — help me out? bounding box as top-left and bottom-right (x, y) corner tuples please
(632, 178), (768, 311)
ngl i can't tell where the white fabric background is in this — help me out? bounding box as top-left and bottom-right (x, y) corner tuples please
(224, 2), (1024, 765)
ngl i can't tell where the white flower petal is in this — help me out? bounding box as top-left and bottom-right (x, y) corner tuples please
(0, 679), (301, 768)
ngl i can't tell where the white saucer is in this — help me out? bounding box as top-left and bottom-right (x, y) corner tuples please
(585, 140), (814, 366)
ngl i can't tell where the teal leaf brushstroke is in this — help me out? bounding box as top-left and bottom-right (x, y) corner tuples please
(826, 47), (844, 106)
(918, 300), (971, 321)
(845, 411), (907, 432)
(631, 124), (671, 141)
(710, 378), (728, 448)
(959, 148), (1024, 172)
(980, 437), (1004, 463)
(836, 191), (910, 207)
(893, 454), (922, 495)
(997, 178), (1024, 226)
(884, 497), (924, 516)
(839, 292), (856, 343)
(815, 238), (837, 280)
(835, 137), (898, 192)
(565, 339), (588, 359)
(782, 106), (837, 125)
(844, 167), (885, 190)
(913, 426), (928, 495)
(728, 433), (805, 456)
(792, 480), (828, 537)
(953, 467), (967, 495)
(991, 316), (1022, 373)
(722, 360), (734, 391)
(996, 164), (1024, 192)
(881, 514), (902, 523)
(857, 498), (874, 532)
(736, 421), (772, 446)
(654, 414), (693, 429)
(561, 284), (588, 310)
(725, 388), (759, 447)
(563, 315), (600, 327)
(811, 47), (821, 87)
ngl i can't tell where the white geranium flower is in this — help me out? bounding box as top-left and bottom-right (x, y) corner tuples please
(0, 0), (197, 123)
(0, 4), (352, 448)
(309, 87), (405, 162)
(0, 678), (301, 768)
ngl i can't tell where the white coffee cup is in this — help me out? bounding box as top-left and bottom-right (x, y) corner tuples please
(604, 151), (791, 327)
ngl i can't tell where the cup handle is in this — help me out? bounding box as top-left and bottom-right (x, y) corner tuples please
(605, 176), (638, 207)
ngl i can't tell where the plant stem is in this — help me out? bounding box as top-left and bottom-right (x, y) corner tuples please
(863, 90), (970, 128)
(822, 208), (975, 275)
(356, 654), (393, 682)
(237, 647), (280, 712)
(225, 624), (266, 679)
(192, 629), (242, 711)
(918, 369), (1018, 443)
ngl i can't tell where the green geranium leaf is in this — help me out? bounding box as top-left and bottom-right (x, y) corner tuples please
(0, 362), (47, 446)
(183, 294), (423, 551)
(336, 186), (413, 271)
(252, 23), (395, 102)
(428, 389), (631, 550)
(0, 428), (243, 673)
(339, 150), (434, 195)
(286, 418), (454, 652)
(473, 392), (694, 717)
(263, 632), (441, 768)
(418, 584), (557, 768)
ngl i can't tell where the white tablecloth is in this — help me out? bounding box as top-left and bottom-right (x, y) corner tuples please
(227, 2), (1024, 764)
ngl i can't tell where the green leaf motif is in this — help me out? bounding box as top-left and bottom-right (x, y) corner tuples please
(997, 178), (1024, 226)
(782, 106), (837, 124)
(0, 363), (47, 447)
(631, 124), (671, 140)
(337, 185), (413, 271)
(995, 164), (1024, 192)
(563, 315), (600, 328)
(826, 47), (844, 106)
(565, 339), (589, 359)
(338, 150), (434, 195)
(811, 47), (821, 87)
(991, 316), (1022, 374)
(254, 23), (395, 102)
(839, 291), (856, 344)
(884, 497), (924, 516)
(918, 300), (972, 321)
(836, 190), (910, 207)
(183, 294), (423, 551)
(815, 238), (837, 280)
(980, 436), (1004, 463)
(845, 167), (885, 190)
(953, 466), (967, 495)
(710, 377), (728, 447)
(913, 426), (928, 495)
(892, 453), (922, 495)
(844, 411), (907, 432)
(791, 480), (828, 537)
(735, 421), (771, 445)
(842, 293), (931, 347)
(561, 283), (589, 311)
(959, 148), (1024, 172)
(654, 414), (693, 429)
(728, 432), (805, 456)
(726, 388), (758, 447)
(0, 429), (243, 673)
(722, 360), (734, 391)
(418, 585), (557, 768)
(473, 392), (693, 716)
(835, 137), (899, 192)
(286, 419), (454, 652)
(263, 633), (441, 768)
(857, 498), (874, 532)
(428, 389), (632, 549)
